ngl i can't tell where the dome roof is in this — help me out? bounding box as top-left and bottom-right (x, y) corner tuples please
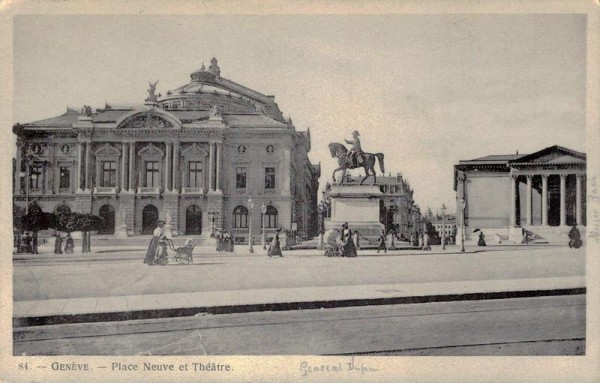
(157, 58), (286, 122)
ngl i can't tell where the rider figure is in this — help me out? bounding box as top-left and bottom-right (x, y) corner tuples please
(345, 130), (364, 166)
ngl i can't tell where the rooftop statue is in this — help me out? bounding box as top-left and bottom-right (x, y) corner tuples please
(329, 131), (385, 185)
(146, 80), (159, 103)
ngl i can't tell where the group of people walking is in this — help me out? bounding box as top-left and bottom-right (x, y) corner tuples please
(143, 221), (286, 265)
(216, 230), (235, 253)
(53, 233), (75, 254)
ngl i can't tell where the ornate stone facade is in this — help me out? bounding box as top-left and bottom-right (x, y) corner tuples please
(13, 58), (320, 242)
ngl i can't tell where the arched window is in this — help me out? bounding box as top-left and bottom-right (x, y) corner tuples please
(233, 206), (248, 228)
(261, 205), (278, 228)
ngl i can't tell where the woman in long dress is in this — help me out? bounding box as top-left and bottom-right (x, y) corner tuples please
(340, 223), (357, 257)
(144, 220), (166, 265)
(64, 233), (74, 254)
(268, 228), (283, 257)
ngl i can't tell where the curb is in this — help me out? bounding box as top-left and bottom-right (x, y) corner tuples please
(13, 287), (585, 328)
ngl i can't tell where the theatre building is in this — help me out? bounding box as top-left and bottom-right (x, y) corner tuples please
(13, 58), (320, 243)
(454, 145), (586, 244)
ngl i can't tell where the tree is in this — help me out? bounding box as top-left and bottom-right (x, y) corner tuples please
(63, 213), (104, 253)
(21, 204), (52, 254)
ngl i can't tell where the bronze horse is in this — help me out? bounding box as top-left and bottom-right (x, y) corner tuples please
(329, 142), (385, 185)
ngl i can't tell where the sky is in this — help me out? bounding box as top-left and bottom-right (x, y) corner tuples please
(12, 14), (587, 213)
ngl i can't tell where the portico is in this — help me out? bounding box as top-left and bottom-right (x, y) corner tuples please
(454, 145), (586, 244)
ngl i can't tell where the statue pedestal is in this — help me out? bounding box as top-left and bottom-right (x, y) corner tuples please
(324, 185), (384, 240)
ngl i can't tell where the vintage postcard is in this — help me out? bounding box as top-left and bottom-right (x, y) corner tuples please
(0, 0), (599, 382)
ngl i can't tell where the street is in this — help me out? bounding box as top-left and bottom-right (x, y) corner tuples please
(14, 295), (585, 356)
(13, 246), (585, 301)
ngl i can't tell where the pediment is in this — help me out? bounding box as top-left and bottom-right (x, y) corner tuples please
(116, 109), (181, 130)
(94, 143), (121, 157)
(181, 143), (208, 158)
(511, 145), (586, 165)
(122, 115), (174, 129)
(137, 143), (164, 158)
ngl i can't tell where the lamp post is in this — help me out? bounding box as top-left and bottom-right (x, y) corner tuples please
(261, 203), (267, 250)
(441, 203), (446, 250)
(248, 198), (254, 253)
(460, 198), (466, 252)
(317, 202), (325, 250)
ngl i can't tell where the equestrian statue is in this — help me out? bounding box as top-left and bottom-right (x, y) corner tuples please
(329, 130), (385, 185)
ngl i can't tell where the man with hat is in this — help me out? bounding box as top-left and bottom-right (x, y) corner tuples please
(345, 130), (364, 166)
(144, 219), (168, 265)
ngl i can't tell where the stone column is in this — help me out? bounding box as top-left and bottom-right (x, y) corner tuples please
(541, 175), (548, 226)
(560, 174), (567, 226)
(216, 142), (222, 191)
(128, 142), (135, 191)
(510, 175), (517, 226)
(121, 142), (127, 191)
(526, 174), (533, 226)
(208, 142), (215, 192)
(172, 142), (179, 191)
(165, 142), (171, 192)
(77, 142), (84, 191)
(84, 142), (91, 191)
(576, 174), (583, 225)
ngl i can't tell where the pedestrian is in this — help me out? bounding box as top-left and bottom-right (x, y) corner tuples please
(32, 232), (38, 254)
(355, 230), (360, 249)
(224, 230), (234, 252)
(268, 228), (283, 257)
(377, 229), (387, 254)
(54, 234), (63, 254)
(144, 220), (167, 266)
(22, 232), (32, 254)
(568, 225), (582, 249)
(64, 233), (74, 254)
(216, 229), (223, 252)
(478, 231), (487, 246)
(340, 222), (357, 257)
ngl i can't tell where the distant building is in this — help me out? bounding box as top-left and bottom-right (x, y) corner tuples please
(454, 145), (586, 244)
(322, 173), (421, 238)
(13, 58), (320, 242)
(428, 212), (457, 243)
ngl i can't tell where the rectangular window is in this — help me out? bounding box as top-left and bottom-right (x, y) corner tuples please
(145, 161), (160, 187)
(101, 161), (117, 187)
(59, 166), (70, 189)
(264, 167), (275, 189)
(236, 167), (247, 189)
(188, 161), (203, 188)
(30, 163), (43, 189)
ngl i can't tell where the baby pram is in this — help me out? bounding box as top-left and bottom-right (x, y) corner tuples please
(165, 239), (195, 264)
(323, 229), (343, 257)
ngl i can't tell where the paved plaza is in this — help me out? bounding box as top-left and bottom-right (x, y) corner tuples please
(13, 245), (585, 323)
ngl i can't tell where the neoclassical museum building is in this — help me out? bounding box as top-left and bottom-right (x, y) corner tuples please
(454, 145), (586, 244)
(13, 58), (320, 243)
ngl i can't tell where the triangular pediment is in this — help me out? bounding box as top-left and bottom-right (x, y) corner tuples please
(137, 143), (164, 158)
(510, 145), (586, 165)
(181, 143), (208, 158)
(94, 143), (121, 157)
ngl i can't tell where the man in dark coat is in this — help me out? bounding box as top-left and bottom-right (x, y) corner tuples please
(377, 229), (387, 254)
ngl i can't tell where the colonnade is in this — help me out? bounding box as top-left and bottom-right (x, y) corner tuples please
(510, 172), (584, 227)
